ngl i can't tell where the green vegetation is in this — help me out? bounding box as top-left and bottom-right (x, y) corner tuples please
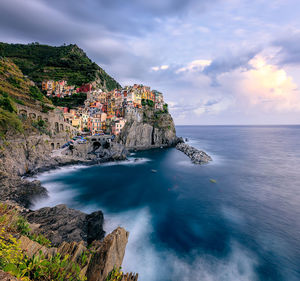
(49, 92), (87, 108)
(0, 57), (50, 107)
(7, 76), (21, 88)
(0, 58), (53, 137)
(0, 90), (16, 113)
(0, 236), (85, 281)
(141, 99), (154, 107)
(32, 119), (50, 135)
(41, 103), (54, 113)
(16, 216), (31, 235)
(106, 266), (123, 281)
(29, 86), (44, 101)
(0, 204), (50, 248)
(0, 42), (121, 90)
(0, 204), (85, 281)
(0, 107), (21, 137)
(163, 103), (168, 113)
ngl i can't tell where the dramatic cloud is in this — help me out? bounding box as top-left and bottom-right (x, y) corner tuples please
(202, 50), (259, 85)
(0, 0), (300, 124)
(240, 56), (300, 111)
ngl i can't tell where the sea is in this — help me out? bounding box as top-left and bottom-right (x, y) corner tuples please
(32, 125), (300, 281)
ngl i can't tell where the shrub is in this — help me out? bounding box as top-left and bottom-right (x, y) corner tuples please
(41, 103), (54, 113)
(0, 92), (16, 113)
(29, 86), (44, 101)
(7, 76), (21, 89)
(106, 266), (123, 281)
(32, 119), (50, 135)
(29, 233), (51, 248)
(0, 108), (23, 136)
(141, 99), (147, 106)
(163, 103), (168, 113)
(147, 99), (154, 107)
(0, 232), (86, 281)
(16, 217), (31, 236)
(0, 228), (26, 278)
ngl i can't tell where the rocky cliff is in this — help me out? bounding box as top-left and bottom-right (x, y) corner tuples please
(118, 106), (177, 149)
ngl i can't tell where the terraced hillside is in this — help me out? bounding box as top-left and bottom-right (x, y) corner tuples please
(0, 42), (121, 91)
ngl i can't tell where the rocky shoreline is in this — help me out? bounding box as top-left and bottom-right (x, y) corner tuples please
(176, 142), (212, 164)
(0, 127), (210, 281)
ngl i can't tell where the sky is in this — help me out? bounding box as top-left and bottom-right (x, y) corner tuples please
(0, 0), (300, 125)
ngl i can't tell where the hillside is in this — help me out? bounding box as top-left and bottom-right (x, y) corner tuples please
(0, 57), (54, 137)
(0, 42), (121, 91)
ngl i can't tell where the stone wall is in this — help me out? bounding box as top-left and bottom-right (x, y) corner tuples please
(16, 104), (78, 137)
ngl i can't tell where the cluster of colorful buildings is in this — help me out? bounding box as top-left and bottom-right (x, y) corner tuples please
(41, 80), (93, 97)
(59, 84), (165, 136)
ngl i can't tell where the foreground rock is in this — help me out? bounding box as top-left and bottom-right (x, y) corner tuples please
(87, 227), (130, 281)
(25, 204), (105, 246)
(18, 227), (131, 281)
(176, 143), (212, 164)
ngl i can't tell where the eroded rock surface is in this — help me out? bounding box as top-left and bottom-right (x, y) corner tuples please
(25, 204), (105, 246)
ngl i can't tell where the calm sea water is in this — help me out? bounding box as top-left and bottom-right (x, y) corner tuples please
(33, 126), (300, 281)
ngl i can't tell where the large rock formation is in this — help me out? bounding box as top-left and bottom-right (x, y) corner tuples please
(87, 227), (129, 281)
(118, 106), (177, 149)
(25, 204), (105, 246)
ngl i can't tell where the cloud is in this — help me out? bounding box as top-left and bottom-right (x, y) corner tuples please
(202, 50), (259, 84)
(176, 60), (211, 73)
(1, 0), (300, 125)
(152, 65), (169, 71)
(273, 32), (300, 65)
(239, 55), (300, 111)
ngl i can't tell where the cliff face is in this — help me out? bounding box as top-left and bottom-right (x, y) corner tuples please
(118, 106), (177, 149)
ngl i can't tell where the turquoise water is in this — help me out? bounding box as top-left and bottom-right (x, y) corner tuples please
(33, 126), (300, 281)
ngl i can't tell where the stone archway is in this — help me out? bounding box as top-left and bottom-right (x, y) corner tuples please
(60, 124), (64, 131)
(56, 143), (60, 149)
(29, 112), (36, 119)
(19, 109), (27, 117)
(93, 141), (101, 150)
(51, 143), (55, 150)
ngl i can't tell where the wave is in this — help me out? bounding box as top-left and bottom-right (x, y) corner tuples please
(103, 207), (257, 281)
(100, 157), (151, 167)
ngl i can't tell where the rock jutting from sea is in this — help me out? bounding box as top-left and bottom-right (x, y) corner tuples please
(176, 142), (212, 164)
